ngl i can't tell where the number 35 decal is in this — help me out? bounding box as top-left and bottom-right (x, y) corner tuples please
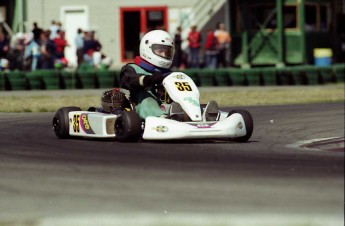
(73, 114), (80, 133)
(175, 82), (192, 91)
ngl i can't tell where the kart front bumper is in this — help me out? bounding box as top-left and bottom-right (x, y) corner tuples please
(143, 113), (247, 140)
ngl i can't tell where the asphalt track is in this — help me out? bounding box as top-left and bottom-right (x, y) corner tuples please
(0, 102), (344, 226)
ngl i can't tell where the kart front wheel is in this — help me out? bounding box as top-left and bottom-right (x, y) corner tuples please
(115, 111), (142, 142)
(53, 106), (81, 139)
(228, 109), (254, 142)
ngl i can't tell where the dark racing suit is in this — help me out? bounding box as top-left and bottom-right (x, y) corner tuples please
(119, 56), (170, 119)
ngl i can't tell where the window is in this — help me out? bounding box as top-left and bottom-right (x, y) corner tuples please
(120, 7), (167, 62)
(246, 4), (297, 30)
(305, 5), (317, 31)
(320, 5), (328, 31)
(122, 11), (141, 59)
(305, 4), (329, 31)
(248, 4), (276, 30)
(283, 6), (297, 29)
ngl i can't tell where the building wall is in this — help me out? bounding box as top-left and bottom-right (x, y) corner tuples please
(26, 0), (198, 68)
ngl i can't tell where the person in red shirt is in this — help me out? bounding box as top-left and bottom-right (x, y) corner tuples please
(187, 25), (201, 68)
(204, 28), (218, 69)
(53, 30), (68, 59)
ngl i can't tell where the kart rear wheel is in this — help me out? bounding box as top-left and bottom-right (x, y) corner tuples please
(115, 110), (142, 142)
(53, 106), (81, 139)
(228, 109), (254, 142)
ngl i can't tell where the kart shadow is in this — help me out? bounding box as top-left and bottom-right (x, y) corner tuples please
(62, 136), (258, 144)
(141, 139), (259, 144)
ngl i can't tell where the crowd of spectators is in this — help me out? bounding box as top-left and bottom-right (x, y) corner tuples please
(171, 22), (232, 70)
(0, 21), (109, 72)
(0, 20), (231, 72)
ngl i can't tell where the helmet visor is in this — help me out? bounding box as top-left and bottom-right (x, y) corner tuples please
(152, 44), (174, 60)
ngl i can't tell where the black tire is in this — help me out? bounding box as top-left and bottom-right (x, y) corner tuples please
(115, 110), (142, 142)
(52, 106), (81, 138)
(227, 109), (254, 142)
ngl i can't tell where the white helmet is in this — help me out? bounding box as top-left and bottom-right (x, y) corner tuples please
(139, 30), (174, 69)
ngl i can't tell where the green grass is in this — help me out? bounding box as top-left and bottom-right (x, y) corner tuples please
(0, 85), (344, 112)
(202, 85), (345, 107)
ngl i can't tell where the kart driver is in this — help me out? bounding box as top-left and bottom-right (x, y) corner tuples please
(117, 30), (175, 119)
(100, 29), (219, 121)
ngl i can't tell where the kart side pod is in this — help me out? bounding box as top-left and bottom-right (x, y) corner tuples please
(68, 111), (118, 138)
(53, 107), (118, 139)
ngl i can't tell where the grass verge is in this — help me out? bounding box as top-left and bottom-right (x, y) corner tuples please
(0, 85), (344, 112)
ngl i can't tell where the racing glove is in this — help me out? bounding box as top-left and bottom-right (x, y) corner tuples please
(142, 72), (165, 87)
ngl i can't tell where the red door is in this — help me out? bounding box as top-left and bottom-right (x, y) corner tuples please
(120, 6), (168, 62)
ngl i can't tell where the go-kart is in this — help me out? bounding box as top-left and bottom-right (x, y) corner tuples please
(52, 72), (254, 142)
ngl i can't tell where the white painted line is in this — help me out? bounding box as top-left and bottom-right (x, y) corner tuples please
(37, 213), (343, 226)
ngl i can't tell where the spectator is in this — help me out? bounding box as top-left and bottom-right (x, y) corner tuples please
(0, 30), (10, 71)
(0, 31), (10, 59)
(0, 58), (9, 71)
(56, 21), (62, 30)
(49, 20), (59, 40)
(39, 30), (57, 69)
(54, 29), (69, 68)
(171, 26), (183, 70)
(204, 28), (218, 69)
(187, 25), (201, 68)
(8, 32), (26, 70)
(54, 29), (68, 59)
(32, 22), (43, 43)
(83, 31), (102, 67)
(75, 28), (84, 68)
(82, 31), (92, 66)
(214, 22), (231, 67)
(24, 32), (41, 71)
(0, 29), (9, 71)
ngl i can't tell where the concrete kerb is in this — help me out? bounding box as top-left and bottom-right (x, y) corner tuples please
(286, 137), (345, 152)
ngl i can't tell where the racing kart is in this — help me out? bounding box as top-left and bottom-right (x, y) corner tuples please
(52, 72), (254, 142)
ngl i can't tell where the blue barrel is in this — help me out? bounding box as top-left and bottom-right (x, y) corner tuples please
(314, 48), (332, 66)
